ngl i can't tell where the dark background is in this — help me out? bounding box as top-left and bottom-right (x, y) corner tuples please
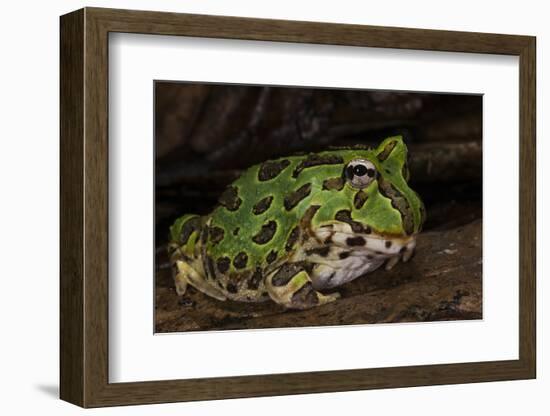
(154, 82), (483, 332)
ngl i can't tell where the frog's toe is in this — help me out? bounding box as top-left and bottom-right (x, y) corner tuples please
(174, 276), (188, 296)
(318, 291), (341, 305)
(385, 255), (400, 270)
(173, 262), (189, 295)
(291, 287), (340, 309)
(402, 241), (416, 263)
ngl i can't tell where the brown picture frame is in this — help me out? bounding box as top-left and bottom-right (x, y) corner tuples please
(60, 7), (536, 408)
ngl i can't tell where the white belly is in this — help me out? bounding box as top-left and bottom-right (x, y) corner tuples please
(311, 253), (386, 289)
(302, 223), (416, 290)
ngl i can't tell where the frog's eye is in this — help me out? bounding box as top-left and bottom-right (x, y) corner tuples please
(345, 159), (377, 189)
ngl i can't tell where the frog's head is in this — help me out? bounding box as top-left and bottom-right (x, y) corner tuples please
(311, 136), (425, 241)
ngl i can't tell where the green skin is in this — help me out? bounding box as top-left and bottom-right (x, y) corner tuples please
(168, 136), (425, 309)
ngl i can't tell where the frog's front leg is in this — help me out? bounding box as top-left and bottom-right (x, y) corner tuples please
(173, 259), (228, 301)
(173, 260), (188, 295)
(265, 263), (340, 309)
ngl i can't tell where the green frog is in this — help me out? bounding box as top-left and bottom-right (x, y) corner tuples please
(168, 136), (425, 309)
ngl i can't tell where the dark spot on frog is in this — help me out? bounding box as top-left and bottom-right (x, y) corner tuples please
(252, 220), (277, 244)
(266, 250), (278, 264)
(367, 254), (374, 259)
(258, 159), (291, 181)
(305, 246), (330, 257)
(335, 209), (369, 234)
(247, 267), (263, 290)
(304, 262), (315, 274)
(226, 282), (238, 294)
(378, 177), (414, 235)
(200, 226), (209, 244)
(385, 241), (392, 248)
(216, 257), (231, 274)
(400, 246), (407, 253)
(271, 263), (305, 286)
(219, 186), (242, 211)
(377, 139), (397, 161)
(233, 252), (248, 269)
(233, 227), (240, 236)
(338, 251), (350, 259)
(322, 177), (344, 191)
(292, 154), (344, 178)
(345, 165), (354, 181)
(205, 256), (216, 280)
(285, 226), (300, 252)
(178, 216), (201, 245)
(209, 226), (225, 245)
(300, 205), (321, 231)
(284, 183), (312, 210)
(346, 236), (366, 246)
(353, 190), (368, 209)
(252, 195), (274, 215)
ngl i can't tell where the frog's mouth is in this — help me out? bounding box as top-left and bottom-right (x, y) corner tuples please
(314, 223), (417, 265)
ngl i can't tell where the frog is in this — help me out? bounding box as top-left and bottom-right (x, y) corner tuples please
(167, 135), (426, 310)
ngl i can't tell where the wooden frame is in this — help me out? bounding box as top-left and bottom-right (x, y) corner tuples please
(60, 7), (536, 408)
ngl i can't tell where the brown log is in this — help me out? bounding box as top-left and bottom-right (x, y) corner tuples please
(155, 219), (482, 332)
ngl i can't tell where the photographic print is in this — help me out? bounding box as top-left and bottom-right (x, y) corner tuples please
(154, 82), (482, 333)
(60, 9), (535, 406)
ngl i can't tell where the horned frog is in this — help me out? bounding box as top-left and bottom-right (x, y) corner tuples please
(168, 136), (425, 309)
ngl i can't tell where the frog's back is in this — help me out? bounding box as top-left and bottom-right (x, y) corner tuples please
(206, 151), (352, 272)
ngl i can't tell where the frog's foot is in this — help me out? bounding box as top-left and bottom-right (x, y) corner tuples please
(266, 263), (340, 310)
(174, 260), (227, 301)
